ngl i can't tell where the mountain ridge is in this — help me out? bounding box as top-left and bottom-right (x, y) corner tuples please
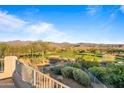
(0, 40), (124, 48)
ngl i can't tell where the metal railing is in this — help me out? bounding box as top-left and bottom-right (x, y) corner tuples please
(83, 69), (107, 88)
(15, 61), (69, 88)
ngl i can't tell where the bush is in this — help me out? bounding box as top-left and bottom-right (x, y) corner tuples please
(89, 65), (124, 88)
(51, 65), (64, 75)
(80, 61), (100, 69)
(106, 64), (124, 87)
(64, 62), (81, 69)
(88, 67), (107, 82)
(73, 69), (90, 87)
(73, 63), (82, 68)
(61, 66), (75, 78)
(64, 62), (73, 67)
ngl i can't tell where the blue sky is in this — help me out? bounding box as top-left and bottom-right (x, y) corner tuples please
(0, 5), (124, 44)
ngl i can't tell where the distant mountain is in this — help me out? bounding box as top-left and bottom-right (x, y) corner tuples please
(0, 40), (124, 48)
(0, 40), (34, 46)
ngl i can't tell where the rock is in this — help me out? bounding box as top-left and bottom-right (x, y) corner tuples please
(56, 75), (63, 81)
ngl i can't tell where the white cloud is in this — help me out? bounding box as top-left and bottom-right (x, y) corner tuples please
(86, 6), (101, 16)
(26, 22), (62, 35)
(110, 13), (116, 19)
(0, 11), (27, 30)
(0, 10), (70, 42)
(120, 5), (124, 13)
(87, 6), (97, 16)
(25, 22), (70, 42)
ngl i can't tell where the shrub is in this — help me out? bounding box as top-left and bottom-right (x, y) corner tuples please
(61, 66), (75, 78)
(64, 62), (81, 69)
(80, 61), (100, 69)
(51, 65), (64, 75)
(105, 64), (124, 87)
(73, 63), (82, 68)
(64, 62), (73, 67)
(88, 67), (107, 82)
(73, 69), (90, 87)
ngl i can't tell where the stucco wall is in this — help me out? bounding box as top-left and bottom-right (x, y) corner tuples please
(0, 56), (17, 79)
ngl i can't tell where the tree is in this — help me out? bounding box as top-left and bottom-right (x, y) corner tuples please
(0, 44), (8, 57)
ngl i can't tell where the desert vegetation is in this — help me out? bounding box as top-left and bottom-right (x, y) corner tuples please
(0, 40), (124, 87)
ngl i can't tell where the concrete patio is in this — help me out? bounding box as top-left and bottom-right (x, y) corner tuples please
(0, 78), (15, 88)
(0, 56), (69, 88)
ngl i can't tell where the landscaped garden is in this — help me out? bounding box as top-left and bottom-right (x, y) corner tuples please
(49, 60), (124, 88)
(1, 41), (124, 88)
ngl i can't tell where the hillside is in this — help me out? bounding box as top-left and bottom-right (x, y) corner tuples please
(0, 40), (124, 48)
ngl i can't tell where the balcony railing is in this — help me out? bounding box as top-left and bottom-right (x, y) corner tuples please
(15, 61), (69, 88)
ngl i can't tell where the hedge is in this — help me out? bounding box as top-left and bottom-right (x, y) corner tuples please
(64, 62), (81, 69)
(61, 66), (75, 78)
(73, 69), (90, 87)
(88, 67), (107, 81)
(80, 61), (100, 69)
(51, 65), (64, 75)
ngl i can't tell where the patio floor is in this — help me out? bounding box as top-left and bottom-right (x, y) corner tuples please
(0, 78), (16, 88)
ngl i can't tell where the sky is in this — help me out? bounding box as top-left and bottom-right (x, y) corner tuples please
(0, 5), (124, 44)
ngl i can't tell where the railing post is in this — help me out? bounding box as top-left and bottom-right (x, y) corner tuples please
(33, 69), (36, 87)
(15, 61), (69, 88)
